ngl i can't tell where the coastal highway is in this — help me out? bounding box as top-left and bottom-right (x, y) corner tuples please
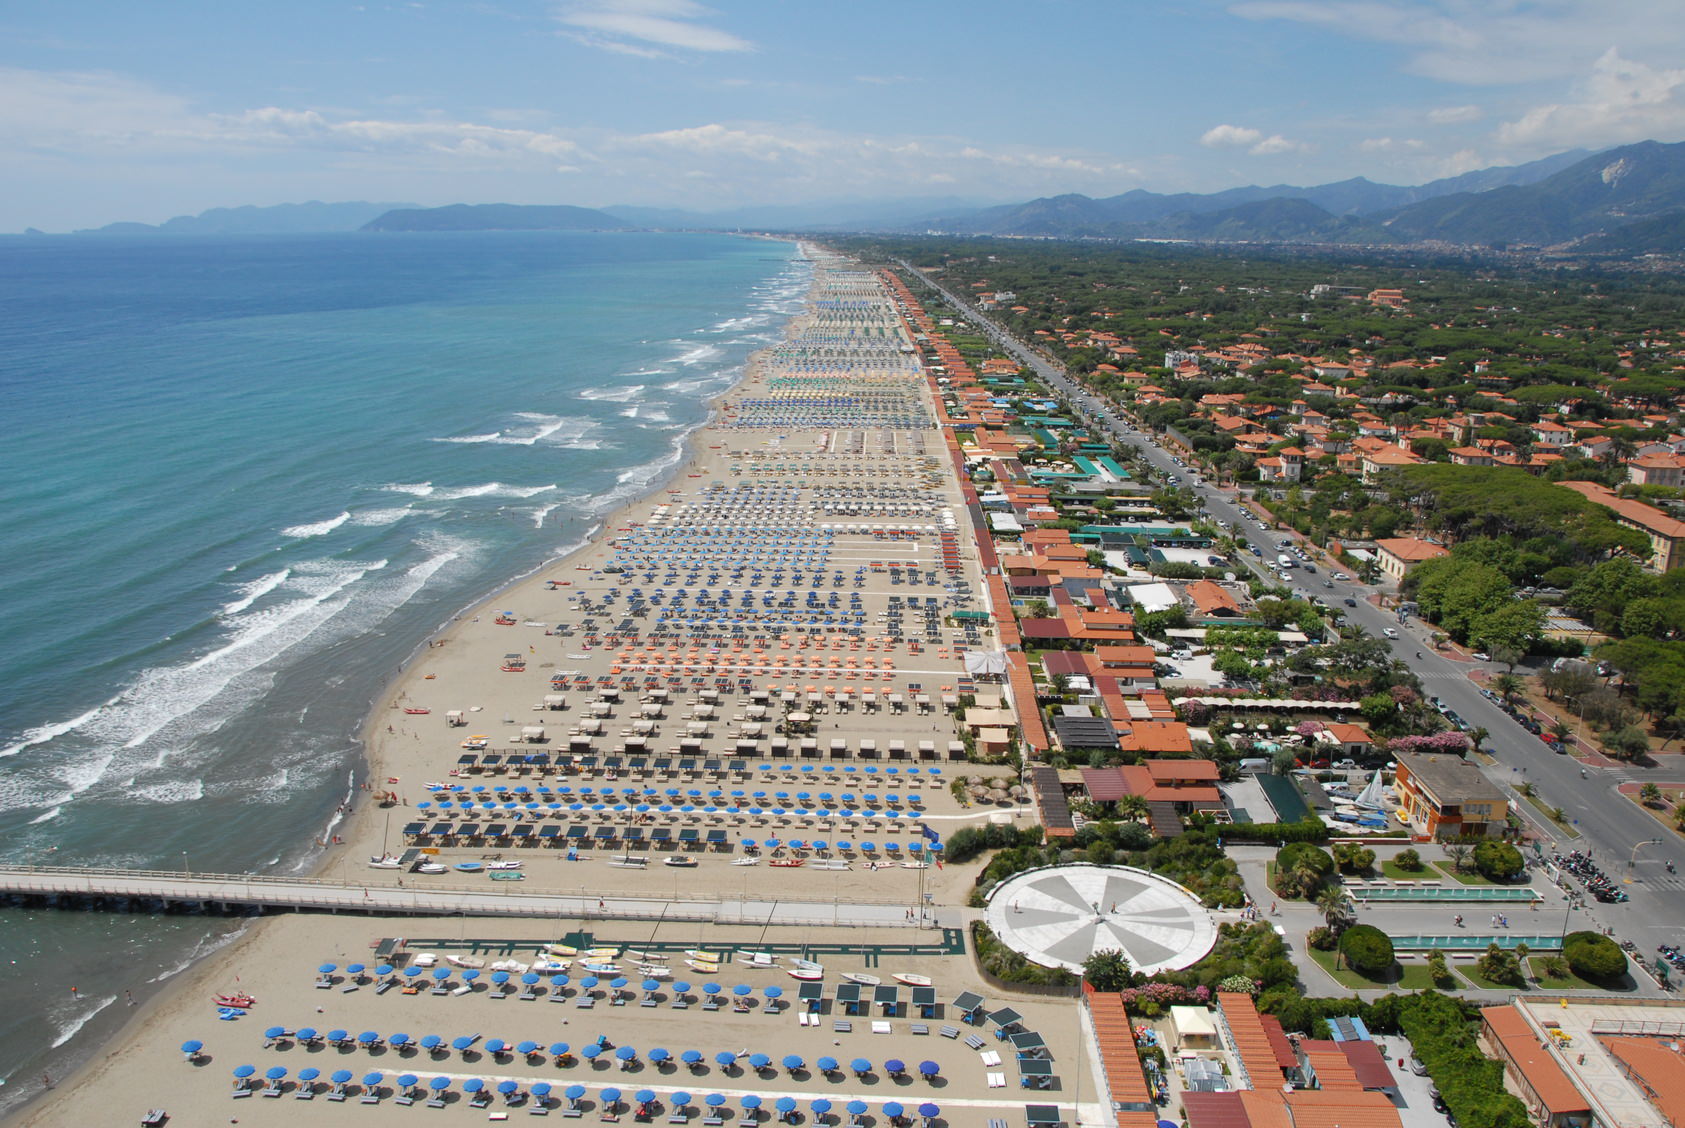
(902, 261), (1685, 953)
(0, 864), (959, 928)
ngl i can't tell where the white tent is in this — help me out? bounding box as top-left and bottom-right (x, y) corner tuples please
(963, 651), (1008, 677)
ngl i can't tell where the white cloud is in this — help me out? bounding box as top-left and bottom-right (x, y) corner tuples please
(558, 0), (751, 57)
(1201, 123), (1263, 148)
(1200, 123), (1307, 156)
(1427, 104), (1482, 125)
(1498, 48), (1685, 148)
(1231, 0), (1685, 86)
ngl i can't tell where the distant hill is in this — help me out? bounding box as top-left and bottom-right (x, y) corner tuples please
(600, 196), (1000, 232)
(1578, 210), (1685, 254)
(362, 204), (631, 232)
(916, 150), (1590, 239)
(1376, 140), (1685, 246)
(75, 201), (414, 236)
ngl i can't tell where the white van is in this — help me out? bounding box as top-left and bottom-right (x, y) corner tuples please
(1238, 758), (1271, 773)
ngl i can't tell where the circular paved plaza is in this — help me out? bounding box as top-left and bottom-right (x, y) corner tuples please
(982, 863), (1219, 975)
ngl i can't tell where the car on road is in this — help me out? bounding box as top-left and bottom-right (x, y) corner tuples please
(1383, 627), (1400, 639)
(1343, 597), (1357, 607)
(1332, 572), (1349, 581)
(1472, 652), (1490, 661)
(1409, 1056), (1428, 1076)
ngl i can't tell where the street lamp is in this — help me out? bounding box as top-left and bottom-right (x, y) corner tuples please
(1626, 838), (1663, 883)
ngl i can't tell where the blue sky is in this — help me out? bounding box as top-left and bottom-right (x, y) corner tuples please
(6, 0), (1685, 230)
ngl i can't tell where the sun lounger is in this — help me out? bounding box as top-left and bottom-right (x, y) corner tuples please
(910, 1023), (929, 1035)
(981, 1051), (1002, 1067)
(142, 1112), (168, 1127)
(964, 1034), (986, 1050)
(987, 1073), (1006, 1089)
(832, 1020), (851, 1033)
(938, 1025), (960, 1039)
(872, 1021), (892, 1034)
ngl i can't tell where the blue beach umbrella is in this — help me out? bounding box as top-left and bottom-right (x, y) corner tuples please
(764, 985), (783, 1001)
(420, 1035), (443, 1052)
(917, 1061), (939, 1077)
(649, 1048), (671, 1063)
(885, 1059), (906, 1075)
(491, 971), (511, 984)
(635, 1089), (656, 1105)
(332, 1070), (354, 1084)
(846, 1101), (867, 1117)
(672, 981), (691, 996)
(615, 1045), (637, 1062)
(918, 1104), (939, 1120)
(600, 1088), (622, 1109)
(462, 969), (480, 982)
(522, 973), (541, 986)
(431, 967), (450, 981)
(297, 1067), (320, 1083)
(883, 1102), (904, 1120)
(486, 1039), (507, 1055)
(296, 1027), (318, 1042)
(532, 1082), (552, 1098)
(749, 1054), (771, 1071)
(673, 1093), (693, 1108)
(782, 1054), (804, 1072)
(705, 1094), (727, 1108)
(518, 1041), (541, 1057)
(226, 1066), (253, 1081)
(181, 1039), (203, 1054)
(851, 1058), (872, 1075)
(642, 978), (662, 992)
(812, 1099), (833, 1115)
(264, 1026), (287, 1040)
(388, 1032), (411, 1048)
(347, 963), (366, 976)
(264, 1066), (288, 1082)
(551, 1043), (570, 1058)
(581, 1044), (602, 1060)
(318, 963), (337, 975)
(499, 1080), (520, 1095)
(715, 1051), (737, 1069)
(742, 1095), (763, 1109)
(565, 1084), (587, 1101)
(463, 1078), (485, 1093)
(452, 1036), (475, 1052)
(703, 982), (721, 997)
(817, 1056), (838, 1074)
(397, 1073), (418, 1089)
(358, 1031), (380, 1046)
(429, 1076), (451, 1092)
(403, 967), (422, 980)
(327, 1029), (349, 1044)
(733, 984), (753, 998)
(681, 1050), (703, 1067)
(363, 1072), (383, 1089)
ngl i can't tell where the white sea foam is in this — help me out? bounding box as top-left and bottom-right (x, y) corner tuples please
(622, 369), (671, 377)
(51, 994), (117, 1049)
(383, 482), (436, 496)
(577, 384), (646, 402)
(348, 508), (413, 527)
(672, 343), (723, 367)
(433, 432), (505, 444)
(1, 704), (107, 759)
(531, 502), (561, 528)
(0, 557), (389, 813)
(220, 569), (291, 616)
(556, 438), (609, 451)
(129, 777), (206, 804)
(430, 482), (557, 501)
(26, 805), (60, 825)
(148, 924), (248, 984)
(281, 511), (351, 538)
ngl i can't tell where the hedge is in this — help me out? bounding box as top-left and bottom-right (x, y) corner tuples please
(1338, 925), (1395, 974)
(1396, 992), (1530, 1128)
(1206, 817), (1329, 844)
(1563, 930), (1628, 979)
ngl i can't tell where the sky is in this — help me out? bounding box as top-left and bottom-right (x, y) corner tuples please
(7, 0), (1685, 231)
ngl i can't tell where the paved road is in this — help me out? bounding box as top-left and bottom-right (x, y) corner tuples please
(902, 263), (1685, 957)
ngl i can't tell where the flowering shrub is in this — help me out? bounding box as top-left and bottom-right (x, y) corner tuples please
(1386, 732), (1470, 756)
(1216, 974), (1258, 996)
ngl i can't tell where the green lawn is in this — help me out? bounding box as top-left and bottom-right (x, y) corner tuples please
(1307, 947), (1411, 990)
(1521, 792), (1583, 838)
(1456, 963), (1530, 991)
(1431, 860), (1500, 886)
(1392, 963), (1442, 991)
(1380, 860), (1432, 880)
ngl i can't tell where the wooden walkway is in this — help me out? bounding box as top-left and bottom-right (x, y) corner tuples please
(0, 864), (956, 927)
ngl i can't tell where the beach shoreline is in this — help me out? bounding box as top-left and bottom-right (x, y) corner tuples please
(4, 239), (814, 1127)
(8, 247), (1057, 1128)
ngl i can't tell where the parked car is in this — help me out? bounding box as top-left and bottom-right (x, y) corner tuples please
(1383, 627), (1400, 639)
(1343, 597), (1358, 607)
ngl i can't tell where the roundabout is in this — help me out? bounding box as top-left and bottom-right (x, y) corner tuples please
(982, 863), (1219, 975)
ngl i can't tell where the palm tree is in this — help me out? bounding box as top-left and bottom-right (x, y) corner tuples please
(1468, 727), (1490, 754)
(1316, 886), (1351, 930)
(1641, 782), (1662, 807)
(1116, 795), (1149, 822)
(1445, 843), (1473, 873)
(1493, 674), (1524, 703)
(1548, 719), (1573, 745)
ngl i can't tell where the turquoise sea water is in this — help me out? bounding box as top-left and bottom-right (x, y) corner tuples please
(0, 230), (804, 1104)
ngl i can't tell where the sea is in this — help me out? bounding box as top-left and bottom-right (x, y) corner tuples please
(0, 229), (807, 1109)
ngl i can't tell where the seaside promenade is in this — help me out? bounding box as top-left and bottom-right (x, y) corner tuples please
(13, 253), (1097, 1128)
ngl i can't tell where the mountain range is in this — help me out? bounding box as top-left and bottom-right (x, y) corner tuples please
(55, 140), (1685, 253)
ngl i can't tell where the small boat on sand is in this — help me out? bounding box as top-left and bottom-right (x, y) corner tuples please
(485, 860), (522, 870)
(454, 862), (485, 873)
(769, 858), (804, 868)
(841, 972), (880, 987)
(636, 965), (670, 978)
(730, 857), (759, 866)
(545, 944), (579, 957)
(787, 967), (824, 981)
(531, 959), (569, 973)
(683, 950), (720, 962)
(446, 954), (485, 969)
(899, 862), (929, 870)
(684, 959), (720, 973)
(584, 947), (621, 959)
(892, 973), (932, 987)
(416, 862), (447, 875)
(404, 708), (431, 715)
(214, 993), (255, 1009)
(368, 854), (403, 869)
(664, 856), (698, 867)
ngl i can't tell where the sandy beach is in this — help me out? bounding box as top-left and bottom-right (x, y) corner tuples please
(11, 251), (1085, 1128)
